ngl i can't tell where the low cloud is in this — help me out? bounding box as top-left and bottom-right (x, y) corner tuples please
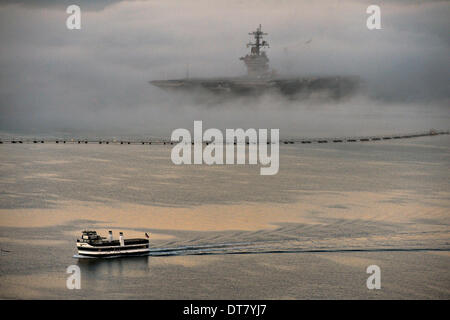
(0, 0), (449, 137)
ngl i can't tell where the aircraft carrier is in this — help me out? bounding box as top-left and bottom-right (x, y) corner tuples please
(150, 25), (360, 99)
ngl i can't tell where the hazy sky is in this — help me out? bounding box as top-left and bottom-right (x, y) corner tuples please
(0, 0), (449, 137)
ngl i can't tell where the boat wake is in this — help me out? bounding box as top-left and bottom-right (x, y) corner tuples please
(74, 239), (450, 259)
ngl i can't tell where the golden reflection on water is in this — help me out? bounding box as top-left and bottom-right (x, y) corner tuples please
(0, 190), (448, 232)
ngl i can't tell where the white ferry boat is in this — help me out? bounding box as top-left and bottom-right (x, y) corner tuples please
(76, 230), (150, 258)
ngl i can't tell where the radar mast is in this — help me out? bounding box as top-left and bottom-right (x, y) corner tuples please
(247, 24), (269, 55)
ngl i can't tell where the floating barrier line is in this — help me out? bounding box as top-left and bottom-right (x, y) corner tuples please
(0, 130), (448, 145)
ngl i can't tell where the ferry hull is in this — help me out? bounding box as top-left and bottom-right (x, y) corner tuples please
(76, 250), (150, 258)
(77, 245), (150, 258)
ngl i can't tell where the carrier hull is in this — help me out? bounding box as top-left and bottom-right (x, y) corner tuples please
(150, 76), (360, 98)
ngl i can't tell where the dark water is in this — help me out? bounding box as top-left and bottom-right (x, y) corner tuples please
(0, 135), (449, 299)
